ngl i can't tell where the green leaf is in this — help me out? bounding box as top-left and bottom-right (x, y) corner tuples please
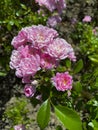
(37, 99), (50, 130)
(65, 59), (71, 68)
(20, 4), (27, 10)
(89, 55), (98, 63)
(54, 105), (82, 130)
(73, 59), (83, 74)
(92, 120), (98, 130)
(74, 81), (82, 93)
(9, 20), (14, 26)
(95, 77), (98, 87)
(7, 23), (12, 31)
(0, 72), (7, 76)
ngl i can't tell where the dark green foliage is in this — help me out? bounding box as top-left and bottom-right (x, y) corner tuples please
(71, 21), (98, 130)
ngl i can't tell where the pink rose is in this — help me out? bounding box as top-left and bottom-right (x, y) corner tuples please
(47, 38), (74, 60)
(16, 55), (40, 78)
(47, 15), (62, 27)
(51, 72), (73, 91)
(10, 45), (41, 70)
(14, 124), (26, 130)
(24, 84), (36, 97)
(82, 15), (92, 22)
(30, 25), (58, 49)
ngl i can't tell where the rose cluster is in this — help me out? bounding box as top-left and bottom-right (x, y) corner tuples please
(10, 25), (75, 96)
(35, 0), (66, 14)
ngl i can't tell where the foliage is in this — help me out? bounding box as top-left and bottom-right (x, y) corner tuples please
(72, 22), (98, 62)
(71, 21), (98, 130)
(37, 99), (82, 130)
(3, 98), (32, 130)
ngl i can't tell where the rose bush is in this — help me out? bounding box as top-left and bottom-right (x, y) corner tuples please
(9, 24), (81, 130)
(1, 0), (98, 130)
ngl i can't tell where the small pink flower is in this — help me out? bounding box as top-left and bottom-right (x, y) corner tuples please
(14, 124), (26, 130)
(24, 84), (36, 97)
(40, 53), (58, 69)
(47, 38), (74, 60)
(82, 15), (92, 22)
(51, 72), (73, 91)
(47, 15), (62, 27)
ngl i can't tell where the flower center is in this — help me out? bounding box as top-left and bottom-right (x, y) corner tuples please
(26, 89), (30, 94)
(63, 79), (67, 85)
(37, 33), (44, 42)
